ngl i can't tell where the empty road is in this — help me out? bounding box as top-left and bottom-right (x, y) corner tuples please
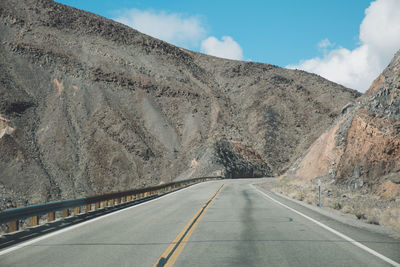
(1, 179), (399, 266)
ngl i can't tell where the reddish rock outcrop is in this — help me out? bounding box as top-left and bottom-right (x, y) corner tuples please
(281, 49), (400, 202)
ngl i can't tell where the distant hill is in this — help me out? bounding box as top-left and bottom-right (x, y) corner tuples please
(0, 0), (359, 207)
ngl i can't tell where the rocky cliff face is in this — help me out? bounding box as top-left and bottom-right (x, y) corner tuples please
(275, 51), (400, 234)
(0, 0), (359, 208)
(284, 50), (400, 198)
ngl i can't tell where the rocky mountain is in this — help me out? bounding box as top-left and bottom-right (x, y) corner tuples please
(274, 50), (400, 232)
(0, 0), (359, 208)
(284, 49), (400, 196)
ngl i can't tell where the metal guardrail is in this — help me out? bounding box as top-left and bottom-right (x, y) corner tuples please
(0, 176), (222, 233)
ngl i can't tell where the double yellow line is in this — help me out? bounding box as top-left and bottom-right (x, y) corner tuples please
(154, 184), (224, 267)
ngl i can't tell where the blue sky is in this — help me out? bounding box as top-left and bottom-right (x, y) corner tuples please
(56, 0), (400, 92)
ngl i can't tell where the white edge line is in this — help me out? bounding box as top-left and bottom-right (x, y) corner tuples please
(251, 184), (400, 267)
(0, 181), (219, 257)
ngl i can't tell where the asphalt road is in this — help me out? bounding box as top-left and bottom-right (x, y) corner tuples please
(0, 179), (399, 266)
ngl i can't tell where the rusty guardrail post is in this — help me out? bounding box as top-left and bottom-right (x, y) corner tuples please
(74, 206), (81, 215)
(62, 209), (69, 218)
(48, 212), (55, 222)
(9, 221), (19, 232)
(30, 216), (39, 226)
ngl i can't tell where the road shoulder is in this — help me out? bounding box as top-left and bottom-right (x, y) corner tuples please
(253, 181), (400, 264)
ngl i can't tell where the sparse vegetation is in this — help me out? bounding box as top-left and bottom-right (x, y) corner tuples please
(261, 177), (400, 235)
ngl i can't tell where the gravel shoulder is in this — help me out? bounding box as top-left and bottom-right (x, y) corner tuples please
(255, 178), (400, 239)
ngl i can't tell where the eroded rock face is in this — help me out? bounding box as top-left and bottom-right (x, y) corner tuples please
(284, 50), (400, 199)
(336, 110), (400, 188)
(0, 0), (359, 207)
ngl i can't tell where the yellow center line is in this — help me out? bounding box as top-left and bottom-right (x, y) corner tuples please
(154, 184), (224, 267)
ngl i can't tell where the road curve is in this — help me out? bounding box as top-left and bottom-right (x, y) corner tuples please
(0, 179), (399, 266)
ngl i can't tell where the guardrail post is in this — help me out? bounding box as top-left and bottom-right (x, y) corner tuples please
(8, 221), (19, 232)
(74, 206), (81, 215)
(95, 202), (100, 210)
(30, 215), (39, 226)
(86, 204), (91, 213)
(48, 212), (55, 222)
(62, 209), (69, 218)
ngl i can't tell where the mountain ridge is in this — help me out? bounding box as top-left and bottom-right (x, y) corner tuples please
(0, 0), (360, 208)
(272, 50), (400, 233)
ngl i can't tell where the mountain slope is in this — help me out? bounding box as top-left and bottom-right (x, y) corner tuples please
(0, 0), (359, 207)
(274, 50), (400, 232)
(283, 50), (400, 194)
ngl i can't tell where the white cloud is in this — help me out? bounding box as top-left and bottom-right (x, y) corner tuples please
(114, 9), (206, 48)
(113, 9), (245, 61)
(200, 36), (243, 60)
(318, 38), (333, 49)
(287, 0), (400, 92)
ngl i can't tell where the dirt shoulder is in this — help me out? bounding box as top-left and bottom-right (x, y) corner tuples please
(256, 178), (400, 239)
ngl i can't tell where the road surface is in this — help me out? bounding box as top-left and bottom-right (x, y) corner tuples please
(0, 179), (399, 266)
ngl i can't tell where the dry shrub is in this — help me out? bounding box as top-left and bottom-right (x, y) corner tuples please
(324, 198), (342, 210)
(333, 201), (342, 210)
(365, 208), (381, 225)
(295, 192), (305, 201)
(354, 208), (366, 220)
(381, 208), (400, 232)
(305, 195), (317, 205)
(342, 205), (353, 214)
(288, 191), (297, 199)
